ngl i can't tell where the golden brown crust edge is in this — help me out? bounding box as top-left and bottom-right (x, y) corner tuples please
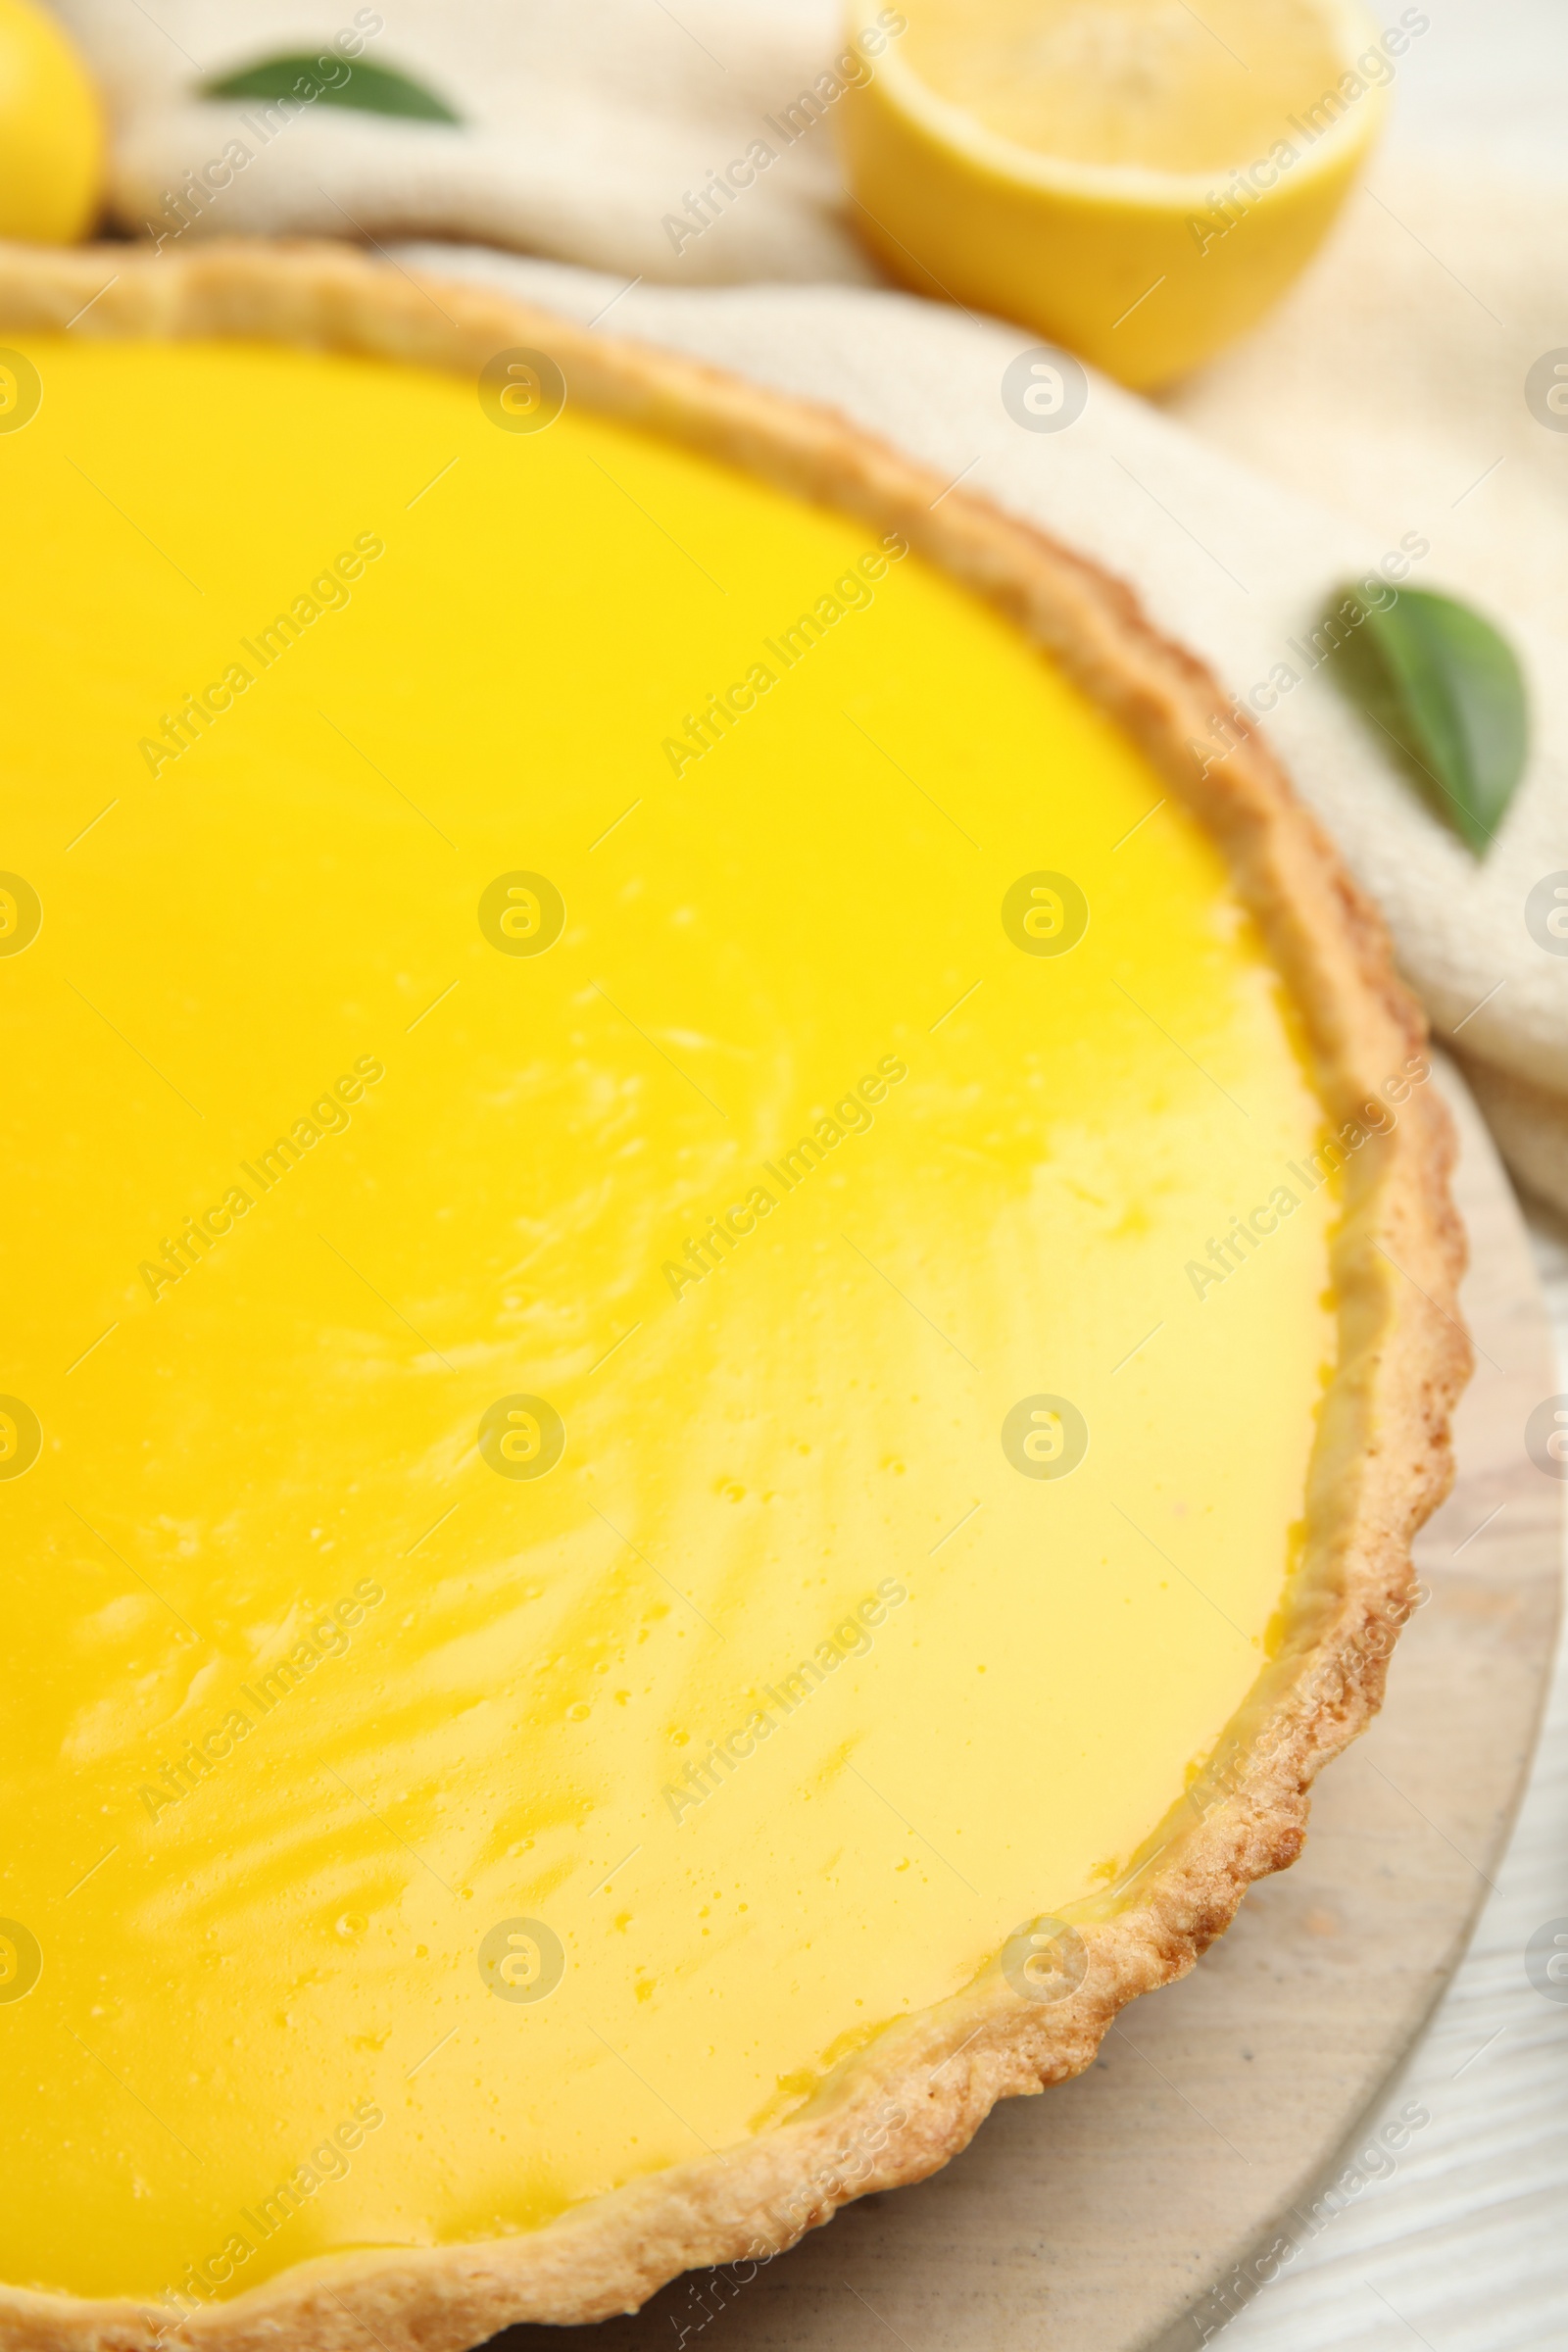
(0, 239), (1471, 2352)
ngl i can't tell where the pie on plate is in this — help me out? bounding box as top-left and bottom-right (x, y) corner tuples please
(0, 242), (1467, 2349)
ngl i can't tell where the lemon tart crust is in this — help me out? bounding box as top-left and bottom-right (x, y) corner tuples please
(0, 240), (1468, 2352)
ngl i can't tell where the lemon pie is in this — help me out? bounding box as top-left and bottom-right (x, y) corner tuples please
(0, 243), (1465, 2346)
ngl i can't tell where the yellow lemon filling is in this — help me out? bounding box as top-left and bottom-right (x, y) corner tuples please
(895, 0), (1349, 175)
(1, 338), (1336, 2306)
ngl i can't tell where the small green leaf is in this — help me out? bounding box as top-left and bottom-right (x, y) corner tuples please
(1328, 582), (1528, 853)
(203, 54), (462, 122)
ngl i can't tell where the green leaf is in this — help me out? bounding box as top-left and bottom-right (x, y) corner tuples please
(1328, 583), (1528, 853)
(203, 54), (462, 122)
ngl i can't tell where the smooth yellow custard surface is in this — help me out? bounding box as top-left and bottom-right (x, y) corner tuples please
(0, 338), (1337, 2306)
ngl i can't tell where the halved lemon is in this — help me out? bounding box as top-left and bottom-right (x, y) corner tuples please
(840, 0), (1396, 387)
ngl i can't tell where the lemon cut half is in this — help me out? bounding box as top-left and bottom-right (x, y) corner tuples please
(841, 0), (1397, 386)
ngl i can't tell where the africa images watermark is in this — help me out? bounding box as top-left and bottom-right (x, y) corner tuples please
(136, 1577), (386, 1822)
(667, 2095), (909, 2345)
(1185, 1054), (1431, 1302)
(662, 1052), (909, 1299)
(662, 1579), (907, 1823)
(142, 11), (386, 252)
(1187, 10), (1430, 259)
(1185, 1573), (1432, 1838)
(149, 2099), (385, 2334)
(660, 9), (907, 258)
(1190, 2102), (1432, 2340)
(662, 533), (909, 777)
(139, 1055), (386, 1300)
(1190, 533), (1429, 781)
(137, 532), (386, 778)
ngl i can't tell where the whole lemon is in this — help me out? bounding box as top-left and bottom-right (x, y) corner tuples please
(0, 0), (103, 243)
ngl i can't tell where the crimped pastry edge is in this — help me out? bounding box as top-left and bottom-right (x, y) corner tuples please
(0, 238), (1471, 2352)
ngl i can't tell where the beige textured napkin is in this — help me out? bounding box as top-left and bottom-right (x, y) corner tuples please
(55, 0), (872, 280)
(56, 0), (1568, 1213)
